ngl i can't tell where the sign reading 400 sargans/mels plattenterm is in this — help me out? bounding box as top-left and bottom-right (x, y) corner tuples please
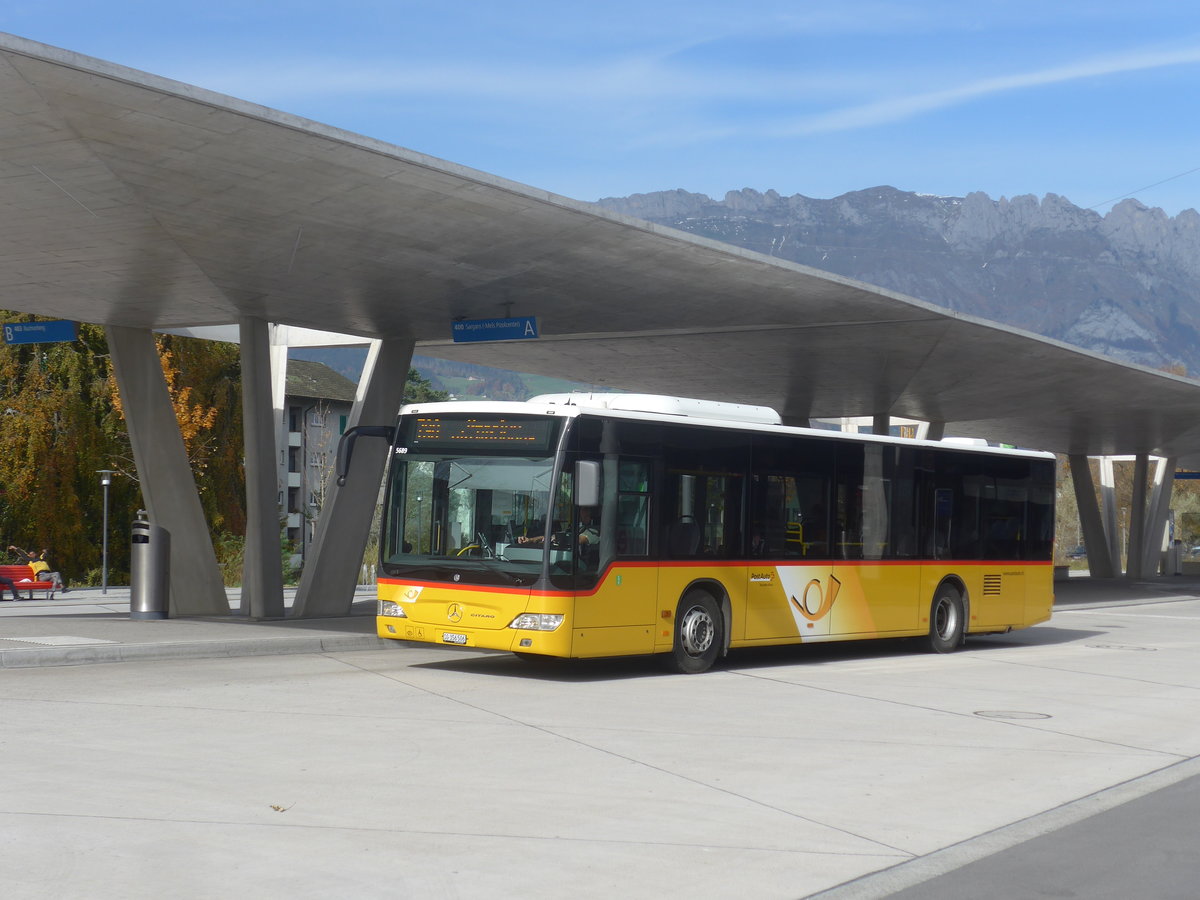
(3, 320), (78, 345)
(451, 316), (538, 343)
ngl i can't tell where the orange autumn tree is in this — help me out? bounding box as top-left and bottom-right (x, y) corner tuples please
(0, 316), (133, 580)
(1, 320), (244, 584)
(108, 334), (246, 536)
(110, 341), (217, 472)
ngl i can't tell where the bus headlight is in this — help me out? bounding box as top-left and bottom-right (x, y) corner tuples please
(509, 613), (564, 632)
(378, 601), (408, 618)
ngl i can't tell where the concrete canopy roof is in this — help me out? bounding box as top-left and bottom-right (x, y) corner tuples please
(4, 33), (1200, 466)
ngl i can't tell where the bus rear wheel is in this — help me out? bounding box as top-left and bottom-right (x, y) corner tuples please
(665, 590), (722, 674)
(926, 586), (965, 653)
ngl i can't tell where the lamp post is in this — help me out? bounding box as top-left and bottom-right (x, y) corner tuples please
(97, 470), (115, 594)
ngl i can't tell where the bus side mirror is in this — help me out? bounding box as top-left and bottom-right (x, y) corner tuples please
(575, 460), (601, 507)
(335, 425), (396, 486)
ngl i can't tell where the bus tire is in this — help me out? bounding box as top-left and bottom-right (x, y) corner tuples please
(665, 590), (722, 674)
(926, 585), (965, 653)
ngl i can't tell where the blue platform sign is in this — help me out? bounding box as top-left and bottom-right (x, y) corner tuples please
(3, 320), (78, 345)
(452, 316), (539, 343)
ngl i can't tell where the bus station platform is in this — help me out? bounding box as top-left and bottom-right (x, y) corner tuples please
(1, 573), (1198, 669)
(0, 586), (386, 669)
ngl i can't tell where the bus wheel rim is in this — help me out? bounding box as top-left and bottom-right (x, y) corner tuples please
(934, 596), (958, 639)
(680, 605), (714, 656)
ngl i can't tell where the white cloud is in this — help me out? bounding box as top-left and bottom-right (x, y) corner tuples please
(780, 42), (1200, 135)
(172, 56), (854, 107)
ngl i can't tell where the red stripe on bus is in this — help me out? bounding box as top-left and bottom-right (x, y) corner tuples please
(379, 558), (1051, 598)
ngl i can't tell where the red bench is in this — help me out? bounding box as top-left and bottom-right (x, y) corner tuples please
(0, 564), (56, 600)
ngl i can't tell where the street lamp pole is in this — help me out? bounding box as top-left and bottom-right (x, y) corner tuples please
(97, 470), (115, 594)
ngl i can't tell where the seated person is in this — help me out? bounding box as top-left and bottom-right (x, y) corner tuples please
(749, 532), (768, 558)
(0, 571), (20, 601)
(8, 545), (65, 593)
(518, 507), (599, 549)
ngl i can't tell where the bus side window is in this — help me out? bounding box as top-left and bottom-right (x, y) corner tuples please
(616, 459), (651, 556)
(749, 433), (834, 560)
(932, 488), (954, 559)
(667, 473), (702, 557)
(754, 474), (828, 559)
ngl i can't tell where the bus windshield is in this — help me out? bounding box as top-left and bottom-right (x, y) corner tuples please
(382, 451), (568, 585)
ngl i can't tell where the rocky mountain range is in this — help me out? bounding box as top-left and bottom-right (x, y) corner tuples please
(595, 187), (1200, 376)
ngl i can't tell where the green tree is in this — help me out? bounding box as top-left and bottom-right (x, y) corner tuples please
(404, 368), (449, 403)
(161, 335), (245, 535)
(107, 334), (247, 540)
(0, 315), (131, 580)
(0, 316), (246, 585)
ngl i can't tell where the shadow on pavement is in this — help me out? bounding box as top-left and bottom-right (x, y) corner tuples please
(405, 619), (1106, 682)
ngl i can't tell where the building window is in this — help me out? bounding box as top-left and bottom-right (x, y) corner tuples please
(288, 446), (299, 473)
(288, 406), (300, 433)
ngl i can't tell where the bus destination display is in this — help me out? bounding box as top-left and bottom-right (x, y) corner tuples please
(408, 416), (556, 452)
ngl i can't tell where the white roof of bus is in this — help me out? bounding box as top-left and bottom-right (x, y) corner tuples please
(399, 394), (1055, 460)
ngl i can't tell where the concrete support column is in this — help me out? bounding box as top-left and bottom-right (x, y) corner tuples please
(1141, 458), (1176, 576)
(1068, 455), (1116, 578)
(1125, 454), (1150, 579)
(270, 328), (289, 505)
(918, 421), (946, 442)
(238, 316), (285, 618)
(1099, 457), (1121, 570)
(292, 338), (413, 618)
(778, 397), (811, 429)
(872, 412), (890, 436)
(105, 326), (227, 616)
(268, 331), (293, 557)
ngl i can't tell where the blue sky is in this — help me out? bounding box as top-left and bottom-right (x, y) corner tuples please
(8, 1), (1200, 215)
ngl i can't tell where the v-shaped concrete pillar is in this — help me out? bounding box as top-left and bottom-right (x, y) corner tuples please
(105, 325), (227, 616)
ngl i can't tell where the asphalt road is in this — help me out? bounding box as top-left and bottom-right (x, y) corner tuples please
(885, 771), (1200, 899)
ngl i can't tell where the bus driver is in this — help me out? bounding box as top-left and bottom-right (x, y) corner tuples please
(517, 507), (599, 549)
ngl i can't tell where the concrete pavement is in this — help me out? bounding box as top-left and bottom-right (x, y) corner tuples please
(0, 585), (386, 668)
(2, 574), (1200, 898)
(2, 571), (1196, 670)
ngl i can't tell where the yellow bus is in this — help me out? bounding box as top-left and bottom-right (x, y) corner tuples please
(339, 394), (1055, 673)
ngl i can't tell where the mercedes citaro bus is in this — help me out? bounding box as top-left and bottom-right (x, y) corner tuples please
(336, 393), (1054, 673)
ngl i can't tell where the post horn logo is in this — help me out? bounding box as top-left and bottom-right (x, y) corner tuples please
(790, 575), (842, 621)
(446, 603), (463, 623)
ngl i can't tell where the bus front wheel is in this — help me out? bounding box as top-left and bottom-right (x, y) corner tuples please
(665, 591), (722, 674)
(926, 586), (965, 653)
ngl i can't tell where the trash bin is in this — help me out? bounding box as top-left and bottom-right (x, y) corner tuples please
(1169, 540), (1184, 576)
(131, 510), (170, 619)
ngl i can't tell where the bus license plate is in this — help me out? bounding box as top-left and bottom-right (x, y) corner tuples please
(442, 632), (468, 645)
